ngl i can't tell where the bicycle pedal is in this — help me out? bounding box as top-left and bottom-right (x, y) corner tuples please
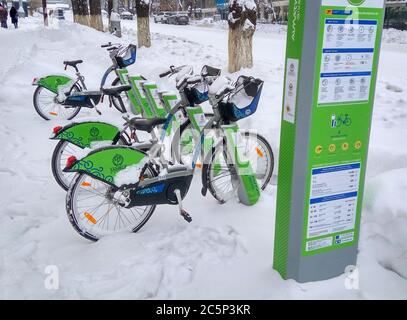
(180, 209), (192, 223)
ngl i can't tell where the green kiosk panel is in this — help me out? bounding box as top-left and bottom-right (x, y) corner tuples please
(273, 0), (385, 282)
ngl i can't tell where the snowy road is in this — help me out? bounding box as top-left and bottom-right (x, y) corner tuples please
(0, 17), (406, 299)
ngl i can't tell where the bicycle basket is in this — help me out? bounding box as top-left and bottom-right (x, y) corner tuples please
(184, 65), (221, 105)
(219, 76), (263, 122)
(115, 44), (137, 68)
(201, 65), (221, 77)
(185, 83), (209, 105)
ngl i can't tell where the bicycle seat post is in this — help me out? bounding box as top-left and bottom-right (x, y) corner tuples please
(76, 68), (87, 90)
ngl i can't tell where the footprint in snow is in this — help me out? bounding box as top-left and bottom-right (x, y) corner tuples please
(386, 83), (403, 93)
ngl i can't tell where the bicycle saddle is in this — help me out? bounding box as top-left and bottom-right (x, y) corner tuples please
(63, 60), (83, 67)
(101, 85), (131, 97)
(129, 118), (167, 133)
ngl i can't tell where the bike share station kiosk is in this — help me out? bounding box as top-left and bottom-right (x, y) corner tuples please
(273, 0), (385, 282)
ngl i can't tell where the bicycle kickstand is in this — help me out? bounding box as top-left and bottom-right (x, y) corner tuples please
(174, 189), (192, 223)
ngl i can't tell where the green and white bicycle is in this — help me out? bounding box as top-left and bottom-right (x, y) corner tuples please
(63, 74), (273, 241)
(32, 43), (137, 120)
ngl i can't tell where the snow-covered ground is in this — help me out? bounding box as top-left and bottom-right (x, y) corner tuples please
(0, 16), (406, 299)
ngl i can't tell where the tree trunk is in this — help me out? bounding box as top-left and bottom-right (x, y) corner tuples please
(228, 26), (241, 74)
(29, 0), (42, 16)
(228, 1), (256, 73)
(41, 0), (48, 26)
(72, 0), (80, 23)
(89, 0), (103, 31)
(241, 24), (254, 69)
(259, 2), (265, 21)
(136, 0), (151, 48)
(107, 0), (113, 31)
(77, 0), (90, 26)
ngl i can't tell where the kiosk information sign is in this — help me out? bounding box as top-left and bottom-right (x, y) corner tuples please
(273, 0), (385, 282)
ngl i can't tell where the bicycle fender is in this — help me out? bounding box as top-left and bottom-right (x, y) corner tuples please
(33, 74), (74, 94)
(64, 146), (148, 186)
(223, 126), (260, 206)
(51, 121), (121, 149)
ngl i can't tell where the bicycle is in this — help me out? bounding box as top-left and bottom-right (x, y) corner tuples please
(50, 65), (215, 191)
(32, 42), (137, 120)
(63, 74), (271, 241)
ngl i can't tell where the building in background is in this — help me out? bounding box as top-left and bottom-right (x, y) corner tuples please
(385, 0), (407, 30)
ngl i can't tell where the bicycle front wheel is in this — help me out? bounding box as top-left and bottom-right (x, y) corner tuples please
(205, 132), (274, 203)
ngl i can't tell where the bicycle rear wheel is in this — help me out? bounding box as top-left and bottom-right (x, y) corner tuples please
(66, 168), (156, 241)
(51, 136), (128, 191)
(33, 85), (81, 120)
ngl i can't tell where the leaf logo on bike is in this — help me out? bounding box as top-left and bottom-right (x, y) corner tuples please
(112, 154), (124, 167)
(90, 127), (100, 137)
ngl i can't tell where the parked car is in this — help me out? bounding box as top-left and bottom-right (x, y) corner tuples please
(167, 12), (189, 25)
(162, 12), (176, 24)
(153, 12), (166, 23)
(120, 11), (134, 20)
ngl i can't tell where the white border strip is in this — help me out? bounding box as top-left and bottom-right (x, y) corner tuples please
(322, 0), (385, 8)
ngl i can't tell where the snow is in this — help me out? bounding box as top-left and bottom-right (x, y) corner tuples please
(110, 12), (120, 22)
(114, 160), (149, 186)
(208, 76), (233, 96)
(230, 90), (253, 108)
(229, 0), (257, 11)
(0, 16), (407, 299)
(243, 18), (255, 31)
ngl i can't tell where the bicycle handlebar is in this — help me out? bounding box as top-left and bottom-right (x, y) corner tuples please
(215, 85), (235, 99)
(101, 43), (111, 48)
(159, 69), (173, 78)
(186, 76), (202, 85)
(159, 65), (190, 79)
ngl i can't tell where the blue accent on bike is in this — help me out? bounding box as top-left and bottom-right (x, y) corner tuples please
(192, 131), (205, 169)
(116, 45), (137, 68)
(219, 77), (264, 123)
(160, 113), (174, 141)
(230, 87), (262, 120)
(193, 88), (209, 103)
(121, 49), (136, 66)
(136, 183), (165, 195)
(67, 95), (87, 102)
(100, 66), (115, 88)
